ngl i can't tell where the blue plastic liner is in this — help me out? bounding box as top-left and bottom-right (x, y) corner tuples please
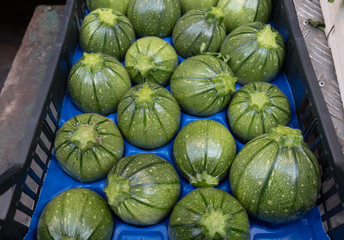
(25, 37), (330, 240)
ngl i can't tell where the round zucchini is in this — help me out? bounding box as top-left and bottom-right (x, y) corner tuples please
(180, 0), (219, 14)
(172, 7), (226, 58)
(37, 188), (114, 240)
(86, 0), (130, 15)
(127, 0), (181, 38)
(169, 188), (250, 240)
(170, 55), (237, 116)
(54, 113), (124, 182)
(227, 82), (291, 143)
(173, 119), (236, 187)
(230, 125), (321, 224)
(125, 37), (178, 86)
(217, 0), (271, 32)
(103, 153), (180, 226)
(220, 22), (285, 85)
(117, 82), (181, 149)
(79, 8), (135, 61)
(68, 52), (131, 115)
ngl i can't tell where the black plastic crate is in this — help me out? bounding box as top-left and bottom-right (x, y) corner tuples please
(1, 0), (344, 239)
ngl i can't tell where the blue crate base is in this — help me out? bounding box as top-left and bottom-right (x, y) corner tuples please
(25, 38), (330, 240)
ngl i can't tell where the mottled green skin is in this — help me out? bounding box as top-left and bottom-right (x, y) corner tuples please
(173, 119), (236, 187)
(86, 0), (130, 14)
(125, 37), (178, 86)
(220, 22), (285, 85)
(180, 0), (219, 14)
(229, 127), (321, 224)
(68, 53), (131, 115)
(79, 8), (135, 61)
(54, 113), (124, 182)
(170, 55), (237, 116)
(228, 82), (291, 143)
(37, 188), (114, 240)
(172, 8), (226, 58)
(217, 0), (271, 32)
(127, 0), (181, 38)
(104, 153), (180, 225)
(169, 188), (250, 240)
(117, 82), (181, 149)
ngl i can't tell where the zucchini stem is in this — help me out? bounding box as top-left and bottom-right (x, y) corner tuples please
(134, 54), (156, 78)
(82, 53), (105, 72)
(97, 9), (118, 27)
(199, 206), (231, 239)
(205, 7), (225, 26)
(70, 122), (100, 150)
(104, 175), (131, 207)
(256, 24), (279, 49)
(247, 91), (272, 112)
(134, 83), (157, 108)
(212, 72), (237, 96)
(190, 172), (219, 187)
(268, 125), (303, 147)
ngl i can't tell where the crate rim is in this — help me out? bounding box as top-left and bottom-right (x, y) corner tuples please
(281, 0), (344, 190)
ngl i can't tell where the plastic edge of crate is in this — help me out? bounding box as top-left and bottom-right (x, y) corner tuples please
(276, 1), (344, 196)
(0, 0), (79, 238)
(272, 0), (344, 237)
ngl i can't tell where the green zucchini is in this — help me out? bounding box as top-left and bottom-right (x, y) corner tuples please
(37, 188), (114, 240)
(79, 8), (135, 61)
(173, 119), (236, 187)
(220, 22), (285, 85)
(68, 52), (131, 115)
(230, 125), (321, 223)
(125, 37), (178, 86)
(172, 7), (226, 58)
(169, 188), (250, 240)
(127, 0), (181, 38)
(117, 82), (181, 149)
(54, 113), (124, 182)
(86, 0), (130, 15)
(103, 153), (180, 226)
(170, 55), (237, 116)
(217, 0), (271, 33)
(227, 82), (291, 143)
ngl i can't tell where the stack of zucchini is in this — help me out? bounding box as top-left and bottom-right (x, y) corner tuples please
(36, 0), (321, 240)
